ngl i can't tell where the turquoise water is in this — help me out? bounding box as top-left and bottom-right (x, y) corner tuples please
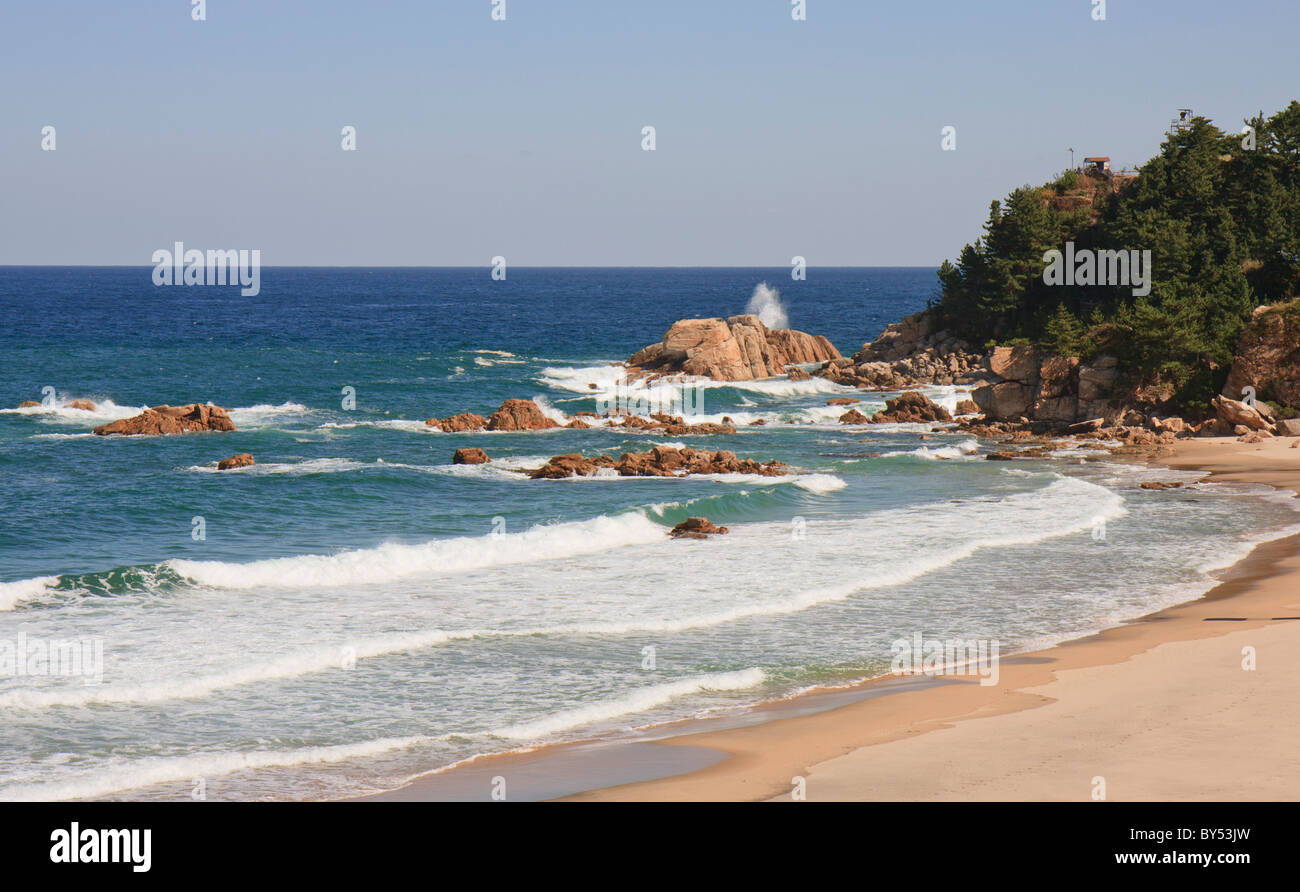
(2, 267), (1297, 800)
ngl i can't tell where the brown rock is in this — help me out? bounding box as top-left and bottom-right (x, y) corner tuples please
(1139, 481), (1183, 490)
(65, 399), (96, 411)
(428, 412), (487, 432)
(527, 446), (786, 480)
(216, 453), (254, 470)
(954, 399), (981, 415)
(869, 391), (952, 424)
(486, 399), (560, 431)
(452, 448), (490, 464)
(565, 419), (591, 430)
(1211, 395), (1273, 432)
(827, 398), (860, 406)
(786, 367), (812, 381)
(17, 401), (40, 408)
(838, 409), (870, 424)
(1222, 298), (1300, 408)
(989, 345), (1040, 383)
(94, 404), (236, 436)
(626, 315), (840, 381)
(669, 517), (730, 539)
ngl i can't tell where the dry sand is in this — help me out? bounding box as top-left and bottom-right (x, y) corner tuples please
(561, 436), (1300, 801)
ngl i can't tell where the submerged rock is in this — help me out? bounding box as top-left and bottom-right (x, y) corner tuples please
(669, 517), (730, 539)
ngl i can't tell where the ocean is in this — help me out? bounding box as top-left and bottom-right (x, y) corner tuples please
(2, 266), (1298, 801)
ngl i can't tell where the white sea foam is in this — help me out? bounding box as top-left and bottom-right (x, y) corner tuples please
(227, 403), (311, 427)
(168, 511), (667, 590)
(882, 438), (981, 461)
(0, 577), (59, 612)
(495, 668), (766, 741)
(0, 734), (443, 802)
(0, 398), (143, 424)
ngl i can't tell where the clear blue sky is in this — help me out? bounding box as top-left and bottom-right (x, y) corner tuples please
(2, 0), (1296, 266)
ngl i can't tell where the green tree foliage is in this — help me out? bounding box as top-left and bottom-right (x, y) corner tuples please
(935, 102), (1300, 407)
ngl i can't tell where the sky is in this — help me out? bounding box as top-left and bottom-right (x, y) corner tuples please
(1, 0), (1297, 266)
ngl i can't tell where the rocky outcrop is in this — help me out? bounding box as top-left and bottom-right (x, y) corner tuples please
(65, 400), (96, 411)
(1223, 300), (1300, 408)
(452, 448), (490, 464)
(669, 517), (729, 539)
(94, 404), (236, 436)
(427, 412), (487, 432)
(827, 397), (860, 406)
(817, 311), (986, 389)
(971, 348), (1123, 426)
(16, 401), (40, 408)
(217, 453), (255, 470)
(526, 446), (787, 480)
(869, 391), (952, 424)
(626, 315), (840, 382)
(838, 409), (870, 424)
(487, 399), (560, 431)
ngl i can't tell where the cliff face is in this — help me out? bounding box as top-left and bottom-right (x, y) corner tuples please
(626, 315), (840, 381)
(1223, 299), (1300, 408)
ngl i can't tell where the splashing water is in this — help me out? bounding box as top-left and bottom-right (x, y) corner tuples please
(746, 282), (788, 330)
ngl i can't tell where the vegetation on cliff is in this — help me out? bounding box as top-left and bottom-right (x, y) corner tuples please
(934, 102), (1300, 411)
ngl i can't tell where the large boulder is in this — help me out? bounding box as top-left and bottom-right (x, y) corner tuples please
(486, 400), (560, 431)
(989, 345), (1040, 383)
(972, 382), (1034, 419)
(869, 391), (952, 424)
(217, 453), (255, 470)
(1211, 395), (1273, 432)
(627, 315), (840, 381)
(452, 448), (490, 464)
(94, 404), (236, 436)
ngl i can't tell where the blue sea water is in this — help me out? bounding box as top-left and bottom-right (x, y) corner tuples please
(1, 267), (1297, 801)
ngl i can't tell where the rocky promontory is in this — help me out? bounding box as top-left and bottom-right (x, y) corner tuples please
(626, 314), (840, 381)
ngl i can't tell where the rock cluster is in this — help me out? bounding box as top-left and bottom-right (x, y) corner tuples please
(94, 404), (236, 436)
(426, 400), (561, 432)
(526, 446), (787, 479)
(869, 391), (952, 424)
(626, 315), (840, 381)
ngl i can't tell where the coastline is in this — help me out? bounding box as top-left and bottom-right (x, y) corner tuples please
(362, 435), (1300, 802)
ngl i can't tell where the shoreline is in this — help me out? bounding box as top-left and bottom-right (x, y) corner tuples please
(361, 435), (1300, 802)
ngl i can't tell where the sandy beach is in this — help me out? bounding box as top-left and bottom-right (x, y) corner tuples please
(541, 436), (1300, 801)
